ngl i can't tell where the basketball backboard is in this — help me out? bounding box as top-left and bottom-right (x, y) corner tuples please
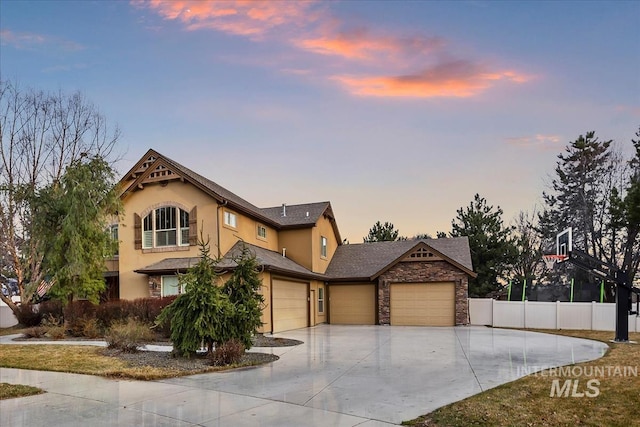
(556, 228), (572, 260)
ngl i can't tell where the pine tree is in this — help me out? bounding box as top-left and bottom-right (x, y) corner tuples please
(363, 221), (400, 242)
(222, 244), (265, 349)
(449, 194), (517, 297)
(156, 239), (234, 356)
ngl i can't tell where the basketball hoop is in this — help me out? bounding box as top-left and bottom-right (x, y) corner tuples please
(543, 254), (568, 269)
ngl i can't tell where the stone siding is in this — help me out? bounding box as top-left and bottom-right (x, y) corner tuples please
(148, 275), (161, 298)
(377, 260), (469, 325)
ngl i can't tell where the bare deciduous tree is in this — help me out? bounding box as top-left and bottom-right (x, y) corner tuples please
(0, 80), (120, 312)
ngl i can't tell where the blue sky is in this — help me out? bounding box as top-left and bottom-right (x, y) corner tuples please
(2, 1), (639, 242)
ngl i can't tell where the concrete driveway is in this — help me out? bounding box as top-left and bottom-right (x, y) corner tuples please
(1, 325), (608, 426)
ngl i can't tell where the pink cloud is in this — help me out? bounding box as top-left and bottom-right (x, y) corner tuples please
(295, 29), (443, 60)
(136, 0), (317, 38)
(333, 60), (532, 98)
(133, 1), (533, 99)
(0, 29), (83, 51)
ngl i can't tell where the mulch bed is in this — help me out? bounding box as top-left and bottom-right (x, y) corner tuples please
(13, 333), (302, 373)
(101, 347), (280, 372)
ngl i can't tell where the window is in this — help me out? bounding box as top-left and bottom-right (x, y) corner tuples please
(257, 224), (267, 239)
(142, 207), (189, 249)
(109, 224), (119, 256)
(318, 287), (324, 313)
(224, 211), (237, 228)
(161, 275), (182, 296)
(320, 236), (328, 258)
(155, 206), (177, 246)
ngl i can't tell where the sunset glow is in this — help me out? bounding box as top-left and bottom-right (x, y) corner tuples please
(2, 1), (637, 241)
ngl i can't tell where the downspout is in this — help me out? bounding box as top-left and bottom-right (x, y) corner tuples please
(217, 200), (227, 258)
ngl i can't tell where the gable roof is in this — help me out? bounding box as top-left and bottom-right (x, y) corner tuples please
(325, 237), (475, 281)
(261, 202), (330, 227)
(120, 149), (341, 238)
(260, 201), (342, 242)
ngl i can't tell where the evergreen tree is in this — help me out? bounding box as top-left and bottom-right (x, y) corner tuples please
(363, 221), (400, 242)
(34, 155), (121, 304)
(449, 194), (517, 297)
(156, 239), (234, 356)
(609, 127), (640, 281)
(222, 244), (265, 349)
(539, 131), (613, 260)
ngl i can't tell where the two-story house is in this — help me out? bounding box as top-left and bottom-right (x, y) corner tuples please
(108, 149), (475, 333)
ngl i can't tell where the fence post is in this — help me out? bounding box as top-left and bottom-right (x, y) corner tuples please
(491, 298), (495, 327)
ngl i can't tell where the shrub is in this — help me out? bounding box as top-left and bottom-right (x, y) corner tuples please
(64, 300), (97, 337)
(210, 339), (245, 366)
(82, 318), (101, 339)
(38, 300), (64, 325)
(41, 313), (63, 328)
(45, 326), (66, 340)
(23, 326), (47, 338)
(15, 304), (42, 327)
(95, 301), (126, 330)
(105, 319), (155, 353)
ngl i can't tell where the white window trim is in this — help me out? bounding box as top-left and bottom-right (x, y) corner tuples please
(224, 210), (237, 228)
(257, 224), (267, 240)
(320, 236), (328, 258)
(161, 275), (182, 297)
(143, 207), (190, 249)
(318, 287), (324, 314)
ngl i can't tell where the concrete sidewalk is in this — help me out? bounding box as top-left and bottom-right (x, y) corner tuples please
(1, 325), (608, 426)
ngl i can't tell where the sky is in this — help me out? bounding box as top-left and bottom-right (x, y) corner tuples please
(1, 0), (639, 243)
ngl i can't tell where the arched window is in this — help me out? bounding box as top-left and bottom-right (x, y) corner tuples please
(142, 207), (189, 248)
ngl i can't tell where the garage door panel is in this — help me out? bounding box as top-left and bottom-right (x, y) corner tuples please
(391, 282), (455, 326)
(330, 285), (375, 325)
(272, 280), (308, 333)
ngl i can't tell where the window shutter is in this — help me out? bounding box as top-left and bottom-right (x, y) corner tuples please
(134, 213), (142, 249)
(189, 206), (197, 245)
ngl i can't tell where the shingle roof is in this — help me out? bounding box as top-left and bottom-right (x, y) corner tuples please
(324, 237), (474, 280)
(135, 242), (324, 280)
(134, 257), (201, 274)
(121, 149), (337, 230)
(260, 202), (331, 227)
(219, 241), (325, 280)
(159, 153), (278, 226)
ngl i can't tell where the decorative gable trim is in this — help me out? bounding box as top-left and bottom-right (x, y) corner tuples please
(372, 241), (476, 280)
(402, 246), (442, 262)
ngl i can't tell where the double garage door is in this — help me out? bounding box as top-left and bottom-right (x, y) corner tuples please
(329, 282), (455, 326)
(272, 279), (308, 333)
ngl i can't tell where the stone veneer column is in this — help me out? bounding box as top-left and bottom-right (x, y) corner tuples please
(455, 277), (469, 325)
(148, 276), (161, 298)
(378, 279), (390, 325)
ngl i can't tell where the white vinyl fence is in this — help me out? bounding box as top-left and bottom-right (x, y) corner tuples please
(0, 297), (20, 328)
(469, 298), (640, 333)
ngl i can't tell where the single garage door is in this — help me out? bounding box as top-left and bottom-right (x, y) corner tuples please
(390, 282), (455, 326)
(272, 279), (308, 332)
(329, 284), (376, 325)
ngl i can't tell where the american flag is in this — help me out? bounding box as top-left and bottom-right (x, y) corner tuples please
(36, 278), (56, 298)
